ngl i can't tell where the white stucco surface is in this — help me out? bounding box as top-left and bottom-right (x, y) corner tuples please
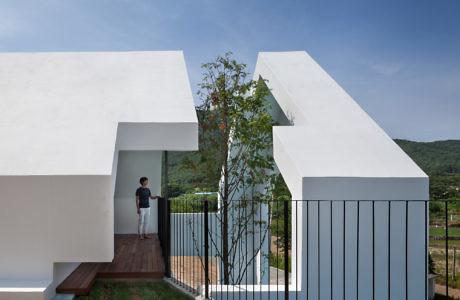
(255, 51), (426, 181)
(253, 51), (429, 299)
(0, 51), (198, 300)
(0, 51), (198, 175)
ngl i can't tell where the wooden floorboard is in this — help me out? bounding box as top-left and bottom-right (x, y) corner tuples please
(56, 234), (165, 295)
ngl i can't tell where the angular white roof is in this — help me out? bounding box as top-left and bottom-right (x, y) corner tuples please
(255, 51), (427, 179)
(0, 51), (197, 175)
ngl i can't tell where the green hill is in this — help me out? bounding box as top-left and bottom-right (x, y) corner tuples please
(165, 139), (460, 200)
(165, 151), (219, 197)
(394, 139), (460, 199)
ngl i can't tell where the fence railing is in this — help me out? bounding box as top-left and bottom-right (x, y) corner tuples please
(157, 199), (460, 300)
(157, 197), (171, 277)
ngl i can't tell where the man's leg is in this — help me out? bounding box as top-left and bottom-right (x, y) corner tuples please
(143, 207), (151, 238)
(138, 209), (145, 239)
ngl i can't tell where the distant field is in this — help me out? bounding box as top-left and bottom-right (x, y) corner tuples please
(430, 227), (460, 237)
(430, 240), (460, 247)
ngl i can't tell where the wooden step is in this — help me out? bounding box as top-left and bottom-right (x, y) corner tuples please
(56, 263), (99, 295)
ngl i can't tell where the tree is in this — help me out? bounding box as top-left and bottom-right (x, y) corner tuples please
(184, 52), (277, 284)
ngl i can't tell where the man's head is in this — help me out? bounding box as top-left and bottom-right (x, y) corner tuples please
(139, 177), (148, 187)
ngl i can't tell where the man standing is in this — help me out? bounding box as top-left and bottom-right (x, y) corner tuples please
(136, 177), (160, 240)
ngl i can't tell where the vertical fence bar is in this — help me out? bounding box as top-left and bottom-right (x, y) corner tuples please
(205, 200), (209, 299)
(182, 199), (185, 288)
(284, 200), (289, 300)
(446, 200), (449, 299)
(330, 201), (333, 300)
(166, 198), (171, 277)
(388, 201), (391, 300)
(173, 199), (175, 282)
(372, 200), (375, 300)
(175, 199), (178, 284)
(276, 200), (279, 299)
(179, 200), (181, 286)
(260, 200), (262, 300)
(211, 199), (216, 299)
(343, 201), (346, 300)
(246, 201), (248, 300)
(164, 150), (171, 277)
(267, 201), (270, 300)
(158, 199), (162, 268)
(200, 200), (202, 295)
(253, 201), (256, 300)
(307, 201), (309, 300)
(240, 200), (244, 300)
(192, 205), (195, 292)
(318, 201), (321, 300)
(405, 201), (408, 300)
(296, 201), (298, 300)
(425, 201), (427, 300)
(357, 201), (360, 300)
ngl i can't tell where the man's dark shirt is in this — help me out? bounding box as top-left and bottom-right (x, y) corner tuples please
(136, 187), (151, 208)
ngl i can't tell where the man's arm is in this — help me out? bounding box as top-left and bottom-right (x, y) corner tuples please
(136, 196), (140, 214)
(149, 195), (161, 199)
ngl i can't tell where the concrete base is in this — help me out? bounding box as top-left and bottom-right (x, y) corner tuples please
(0, 280), (51, 300)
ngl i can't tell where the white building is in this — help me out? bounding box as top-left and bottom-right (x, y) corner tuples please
(0, 50), (428, 300)
(255, 51), (428, 299)
(0, 51), (198, 300)
(207, 52), (428, 299)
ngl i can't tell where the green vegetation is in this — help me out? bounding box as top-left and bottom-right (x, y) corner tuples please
(269, 253), (291, 272)
(394, 139), (460, 200)
(165, 151), (219, 198)
(436, 275), (460, 291)
(431, 240), (460, 247)
(430, 227), (460, 237)
(76, 280), (191, 300)
(170, 193), (218, 213)
(168, 139), (460, 203)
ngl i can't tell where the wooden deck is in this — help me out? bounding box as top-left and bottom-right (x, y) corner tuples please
(56, 234), (165, 295)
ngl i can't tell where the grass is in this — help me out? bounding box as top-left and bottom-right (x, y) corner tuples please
(431, 227), (460, 237)
(431, 240), (460, 247)
(75, 280), (192, 300)
(437, 275), (460, 289)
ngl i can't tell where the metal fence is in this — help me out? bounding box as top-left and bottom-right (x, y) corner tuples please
(429, 199), (460, 300)
(156, 199), (460, 300)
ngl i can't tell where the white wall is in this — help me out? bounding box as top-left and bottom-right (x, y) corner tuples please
(114, 151), (162, 234)
(0, 51), (199, 300)
(170, 213), (220, 257)
(298, 177), (428, 299)
(0, 125), (197, 299)
(0, 175), (113, 300)
(0, 176), (114, 280)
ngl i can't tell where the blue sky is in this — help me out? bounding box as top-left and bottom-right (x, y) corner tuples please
(1, 0), (459, 141)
